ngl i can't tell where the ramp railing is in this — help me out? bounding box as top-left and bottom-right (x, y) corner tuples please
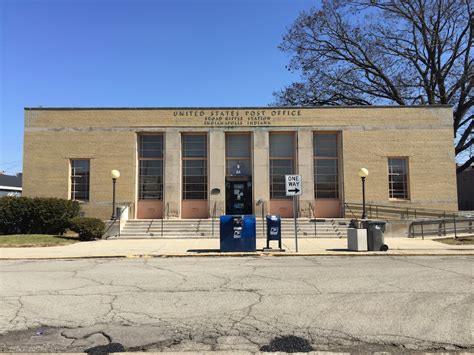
(410, 216), (474, 239)
(344, 202), (460, 220)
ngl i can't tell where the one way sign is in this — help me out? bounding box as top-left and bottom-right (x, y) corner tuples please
(285, 175), (302, 196)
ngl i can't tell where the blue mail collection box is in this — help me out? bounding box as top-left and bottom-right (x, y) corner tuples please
(220, 215), (256, 252)
(266, 215), (282, 249)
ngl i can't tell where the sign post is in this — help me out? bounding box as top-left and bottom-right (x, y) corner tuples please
(285, 175), (302, 252)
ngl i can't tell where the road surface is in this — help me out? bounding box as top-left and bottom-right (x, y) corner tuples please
(0, 256), (472, 353)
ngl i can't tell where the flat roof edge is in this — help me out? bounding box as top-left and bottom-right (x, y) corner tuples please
(24, 105), (453, 111)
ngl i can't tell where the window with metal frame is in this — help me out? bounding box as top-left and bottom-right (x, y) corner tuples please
(313, 133), (339, 199)
(270, 133), (295, 199)
(225, 133), (251, 176)
(182, 133), (208, 200)
(138, 134), (164, 200)
(70, 159), (90, 201)
(388, 157), (409, 199)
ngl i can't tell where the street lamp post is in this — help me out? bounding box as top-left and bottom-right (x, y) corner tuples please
(358, 168), (369, 219)
(110, 169), (121, 220)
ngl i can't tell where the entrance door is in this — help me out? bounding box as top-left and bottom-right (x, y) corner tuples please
(226, 181), (252, 215)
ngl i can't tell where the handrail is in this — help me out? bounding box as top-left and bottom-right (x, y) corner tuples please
(410, 215), (473, 239)
(330, 218), (344, 239)
(161, 202), (169, 238)
(261, 201), (265, 238)
(345, 201), (457, 219)
(103, 202), (134, 239)
(308, 202), (315, 219)
(211, 201), (217, 237)
(146, 220), (153, 234)
(308, 202), (316, 237)
(343, 203), (358, 220)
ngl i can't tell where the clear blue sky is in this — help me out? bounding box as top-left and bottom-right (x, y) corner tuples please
(0, 0), (316, 175)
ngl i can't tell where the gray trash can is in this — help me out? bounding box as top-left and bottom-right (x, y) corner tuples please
(362, 220), (388, 251)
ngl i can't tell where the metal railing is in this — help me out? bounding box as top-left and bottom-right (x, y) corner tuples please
(410, 216), (474, 239)
(103, 202), (134, 239)
(344, 202), (459, 220)
(343, 203), (358, 220)
(161, 202), (169, 238)
(211, 201), (217, 237)
(260, 201), (266, 238)
(146, 220), (154, 234)
(330, 218), (344, 239)
(308, 202), (317, 237)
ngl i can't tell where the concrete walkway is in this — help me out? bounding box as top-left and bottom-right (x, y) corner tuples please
(0, 237), (473, 259)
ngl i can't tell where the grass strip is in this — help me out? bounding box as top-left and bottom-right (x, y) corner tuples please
(0, 234), (80, 247)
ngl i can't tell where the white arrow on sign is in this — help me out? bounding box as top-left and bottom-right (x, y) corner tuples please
(285, 175), (302, 196)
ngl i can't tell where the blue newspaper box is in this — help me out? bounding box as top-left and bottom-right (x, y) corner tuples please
(220, 215), (256, 252)
(266, 215), (282, 249)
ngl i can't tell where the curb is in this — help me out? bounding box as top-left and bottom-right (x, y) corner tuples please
(1, 250), (473, 260)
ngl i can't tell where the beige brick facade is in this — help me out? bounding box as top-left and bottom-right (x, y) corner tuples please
(23, 106), (458, 219)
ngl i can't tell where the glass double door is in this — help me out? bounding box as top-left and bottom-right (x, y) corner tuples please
(226, 180), (253, 215)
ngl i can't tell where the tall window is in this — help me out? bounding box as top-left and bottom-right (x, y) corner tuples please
(270, 132), (295, 199)
(138, 134), (163, 200)
(70, 159), (90, 201)
(313, 133), (339, 198)
(226, 133), (251, 176)
(388, 158), (409, 199)
(182, 133), (208, 199)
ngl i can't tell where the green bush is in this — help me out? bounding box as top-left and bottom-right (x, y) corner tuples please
(69, 217), (105, 241)
(30, 198), (81, 235)
(0, 197), (35, 234)
(0, 197), (80, 235)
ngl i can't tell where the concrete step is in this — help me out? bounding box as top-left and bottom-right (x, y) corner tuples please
(123, 222), (336, 225)
(122, 231), (340, 236)
(121, 225), (339, 229)
(121, 222), (342, 226)
(118, 218), (350, 239)
(119, 230), (346, 235)
(122, 225), (340, 228)
(122, 230), (345, 235)
(118, 234), (345, 239)
(123, 218), (349, 223)
(122, 223), (340, 228)
(122, 233), (344, 237)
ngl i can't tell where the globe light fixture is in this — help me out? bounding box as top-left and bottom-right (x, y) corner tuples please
(358, 168), (369, 178)
(111, 169), (121, 179)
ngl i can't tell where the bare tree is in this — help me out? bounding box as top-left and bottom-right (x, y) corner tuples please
(274, 0), (473, 173)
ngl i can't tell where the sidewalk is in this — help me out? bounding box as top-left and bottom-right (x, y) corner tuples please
(0, 237), (473, 259)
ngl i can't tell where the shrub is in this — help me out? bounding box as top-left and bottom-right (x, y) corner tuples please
(69, 217), (105, 241)
(30, 198), (81, 235)
(0, 197), (35, 234)
(0, 196), (80, 235)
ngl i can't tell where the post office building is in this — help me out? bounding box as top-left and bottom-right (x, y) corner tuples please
(22, 106), (458, 220)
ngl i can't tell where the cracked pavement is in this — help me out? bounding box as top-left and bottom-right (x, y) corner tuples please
(0, 256), (472, 353)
